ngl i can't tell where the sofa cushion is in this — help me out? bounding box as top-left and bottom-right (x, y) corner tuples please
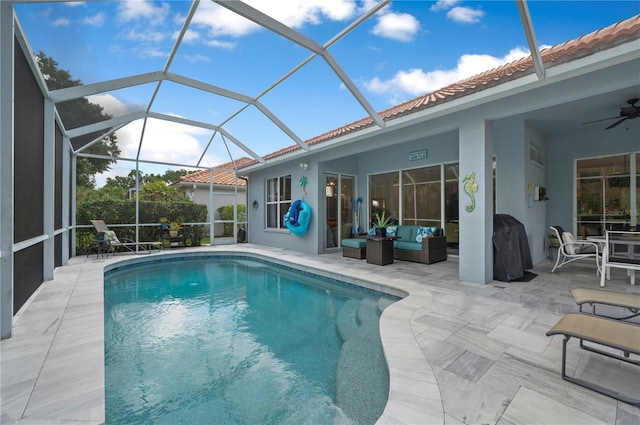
(386, 225), (398, 237)
(342, 238), (367, 249)
(396, 240), (422, 251)
(396, 225), (413, 242)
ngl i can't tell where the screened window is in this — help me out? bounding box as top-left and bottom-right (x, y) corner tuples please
(369, 172), (399, 228)
(402, 166), (441, 226)
(266, 175), (291, 229)
(576, 153), (638, 236)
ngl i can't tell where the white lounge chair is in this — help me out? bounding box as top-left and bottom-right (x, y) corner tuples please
(550, 226), (600, 275)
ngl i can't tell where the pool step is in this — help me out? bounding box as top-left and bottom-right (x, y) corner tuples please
(378, 296), (395, 313)
(336, 299), (360, 342)
(335, 298), (388, 425)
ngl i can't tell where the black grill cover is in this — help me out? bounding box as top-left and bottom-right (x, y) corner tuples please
(493, 214), (533, 282)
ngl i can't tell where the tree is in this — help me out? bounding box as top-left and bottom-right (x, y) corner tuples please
(104, 168), (190, 191)
(104, 170), (145, 191)
(138, 180), (185, 202)
(37, 52), (120, 188)
(147, 169), (190, 184)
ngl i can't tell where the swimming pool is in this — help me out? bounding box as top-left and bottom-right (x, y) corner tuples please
(104, 255), (399, 424)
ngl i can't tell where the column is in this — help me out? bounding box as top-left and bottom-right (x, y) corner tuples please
(459, 119), (493, 284)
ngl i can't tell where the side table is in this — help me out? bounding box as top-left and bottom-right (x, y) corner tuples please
(162, 235), (185, 248)
(366, 236), (398, 266)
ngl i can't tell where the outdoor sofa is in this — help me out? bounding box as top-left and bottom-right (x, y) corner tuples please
(342, 224), (447, 264)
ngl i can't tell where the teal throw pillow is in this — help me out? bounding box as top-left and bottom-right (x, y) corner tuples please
(415, 226), (429, 242)
(386, 225), (398, 237)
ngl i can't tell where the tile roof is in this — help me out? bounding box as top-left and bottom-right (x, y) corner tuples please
(242, 14), (640, 167)
(179, 157), (252, 186)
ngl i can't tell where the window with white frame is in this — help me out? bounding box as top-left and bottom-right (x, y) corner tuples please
(266, 175), (292, 229)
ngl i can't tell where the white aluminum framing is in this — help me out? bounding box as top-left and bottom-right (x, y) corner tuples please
(1, 0), (15, 339)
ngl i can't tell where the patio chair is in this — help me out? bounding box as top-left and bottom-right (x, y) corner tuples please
(546, 313), (640, 405)
(550, 226), (601, 274)
(90, 220), (162, 255)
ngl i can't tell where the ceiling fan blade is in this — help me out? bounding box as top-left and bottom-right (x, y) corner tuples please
(581, 116), (619, 125)
(605, 117), (628, 129)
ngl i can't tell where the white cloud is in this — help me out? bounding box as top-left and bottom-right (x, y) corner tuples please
(430, 0), (460, 12)
(125, 29), (165, 43)
(52, 17), (70, 27)
(85, 93), (214, 172)
(119, 118), (209, 163)
(203, 39), (236, 50)
(192, 1), (261, 38)
(372, 12), (420, 42)
(139, 46), (168, 59)
(191, 0), (357, 42)
(87, 94), (130, 117)
(447, 6), (484, 24)
(364, 46), (530, 104)
(117, 0), (169, 26)
(183, 54), (212, 64)
(174, 29), (200, 43)
(82, 13), (105, 27)
(248, 0), (356, 27)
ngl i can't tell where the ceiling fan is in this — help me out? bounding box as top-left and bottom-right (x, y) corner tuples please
(582, 98), (640, 129)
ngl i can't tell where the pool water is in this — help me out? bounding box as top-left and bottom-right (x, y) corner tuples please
(104, 257), (398, 425)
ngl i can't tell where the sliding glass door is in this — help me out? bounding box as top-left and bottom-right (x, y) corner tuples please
(576, 153), (638, 236)
(324, 174), (355, 250)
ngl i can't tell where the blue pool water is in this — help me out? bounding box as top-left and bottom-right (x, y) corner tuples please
(104, 256), (399, 425)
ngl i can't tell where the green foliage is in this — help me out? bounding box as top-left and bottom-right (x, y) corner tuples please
(139, 180), (184, 202)
(76, 199), (207, 253)
(37, 52), (120, 189)
(104, 169), (190, 190)
(218, 204), (247, 237)
(372, 210), (392, 228)
(77, 185), (127, 204)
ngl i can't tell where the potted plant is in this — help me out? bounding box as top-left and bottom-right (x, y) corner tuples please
(372, 211), (392, 237)
(159, 217), (170, 232)
(168, 221), (182, 237)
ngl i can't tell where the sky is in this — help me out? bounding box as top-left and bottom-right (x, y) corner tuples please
(14, 0), (640, 186)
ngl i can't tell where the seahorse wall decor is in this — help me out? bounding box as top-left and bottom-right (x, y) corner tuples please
(462, 171), (478, 213)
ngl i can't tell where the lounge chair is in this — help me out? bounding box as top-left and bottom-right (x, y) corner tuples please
(546, 313), (640, 406)
(570, 288), (640, 320)
(550, 226), (601, 274)
(90, 220), (162, 255)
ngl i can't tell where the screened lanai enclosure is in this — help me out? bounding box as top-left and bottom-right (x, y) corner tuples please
(2, 0), (640, 340)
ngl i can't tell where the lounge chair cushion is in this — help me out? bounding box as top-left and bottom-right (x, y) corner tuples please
(104, 230), (121, 244)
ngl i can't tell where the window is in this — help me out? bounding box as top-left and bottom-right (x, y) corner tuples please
(403, 166), (441, 227)
(369, 172), (399, 228)
(266, 175), (291, 229)
(576, 153), (638, 236)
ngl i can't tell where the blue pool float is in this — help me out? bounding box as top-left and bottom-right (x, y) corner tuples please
(283, 200), (311, 236)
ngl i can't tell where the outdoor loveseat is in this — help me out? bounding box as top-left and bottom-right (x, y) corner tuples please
(391, 225), (447, 264)
(342, 225), (447, 264)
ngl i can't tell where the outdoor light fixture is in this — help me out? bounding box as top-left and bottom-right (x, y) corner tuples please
(252, 200), (258, 209)
(300, 162), (309, 170)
